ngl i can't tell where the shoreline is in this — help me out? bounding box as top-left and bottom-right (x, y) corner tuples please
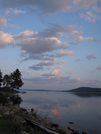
(0, 89), (87, 134)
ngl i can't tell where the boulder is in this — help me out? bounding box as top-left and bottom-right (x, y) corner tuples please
(68, 127), (79, 134)
(82, 131), (87, 134)
(4, 110), (9, 115)
(10, 110), (14, 115)
(13, 115), (26, 125)
(18, 131), (29, 134)
(0, 106), (10, 113)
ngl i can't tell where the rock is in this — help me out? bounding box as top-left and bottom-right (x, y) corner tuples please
(31, 108), (34, 112)
(10, 110), (14, 115)
(13, 104), (20, 110)
(82, 131), (87, 134)
(4, 110), (9, 115)
(50, 123), (59, 128)
(27, 115), (36, 121)
(69, 122), (74, 124)
(22, 92), (26, 94)
(68, 127), (79, 134)
(21, 108), (27, 112)
(0, 106), (10, 113)
(13, 115), (27, 125)
(18, 131), (29, 134)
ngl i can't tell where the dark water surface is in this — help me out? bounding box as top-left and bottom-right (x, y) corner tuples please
(19, 91), (101, 134)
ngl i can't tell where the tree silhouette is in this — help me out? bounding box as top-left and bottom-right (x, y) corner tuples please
(11, 69), (24, 89)
(3, 74), (11, 88)
(0, 70), (3, 87)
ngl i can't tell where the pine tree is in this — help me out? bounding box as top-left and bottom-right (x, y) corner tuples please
(3, 74), (11, 88)
(0, 70), (3, 87)
(12, 69), (24, 89)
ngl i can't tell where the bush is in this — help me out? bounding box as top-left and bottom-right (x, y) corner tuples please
(0, 92), (8, 103)
(0, 119), (25, 134)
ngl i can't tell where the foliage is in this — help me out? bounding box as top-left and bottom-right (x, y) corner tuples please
(1, 68), (24, 90)
(0, 70), (3, 87)
(58, 129), (67, 134)
(0, 119), (25, 134)
(11, 69), (24, 89)
(0, 92), (8, 103)
(3, 74), (11, 88)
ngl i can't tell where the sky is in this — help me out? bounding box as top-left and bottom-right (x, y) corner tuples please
(0, 0), (101, 90)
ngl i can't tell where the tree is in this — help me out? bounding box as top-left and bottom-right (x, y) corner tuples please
(0, 70), (3, 87)
(11, 69), (24, 89)
(3, 74), (11, 88)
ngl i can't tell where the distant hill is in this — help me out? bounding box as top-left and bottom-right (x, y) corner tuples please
(64, 87), (101, 92)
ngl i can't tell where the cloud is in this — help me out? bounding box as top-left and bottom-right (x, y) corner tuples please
(61, 60), (65, 64)
(5, 8), (26, 15)
(69, 70), (73, 76)
(70, 30), (98, 43)
(52, 66), (62, 77)
(96, 66), (101, 71)
(59, 50), (74, 56)
(77, 77), (81, 81)
(8, 23), (18, 28)
(74, 59), (81, 62)
(19, 37), (69, 54)
(29, 59), (58, 71)
(86, 54), (96, 60)
(1, 0), (98, 14)
(14, 24), (75, 55)
(23, 73), (80, 85)
(80, 11), (101, 22)
(0, 15), (7, 28)
(13, 9), (26, 14)
(0, 31), (14, 46)
(92, 5), (101, 12)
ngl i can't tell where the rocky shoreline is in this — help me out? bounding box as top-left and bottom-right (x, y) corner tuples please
(0, 91), (87, 134)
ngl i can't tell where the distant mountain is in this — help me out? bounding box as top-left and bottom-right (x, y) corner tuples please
(63, 87), (101, 92)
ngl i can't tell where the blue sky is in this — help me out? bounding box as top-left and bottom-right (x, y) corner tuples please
(0, 0), (101, 90)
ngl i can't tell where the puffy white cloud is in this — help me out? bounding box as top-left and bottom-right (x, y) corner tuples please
(61, 60), (65, 64)
(19, 37), (69, 54)
(71, 30), (84, 43)
(60, 50), (74, 56)
(86, 54), (96, 60)
(29, 59), (58, 71)
(80, 11), (101, 22)
(0, 15), (7, 28)
(14, 24), (74, 55)
(14, 30), (34, 40)
(70, 30), (99, 43)
(52, 66), (62, 77)
(1, 0), (98, 14)
(0, 31), (14, 46)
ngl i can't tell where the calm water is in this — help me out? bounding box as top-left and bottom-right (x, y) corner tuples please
(19, 91), (101, 134)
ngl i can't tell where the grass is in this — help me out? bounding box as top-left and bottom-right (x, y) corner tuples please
(0, 118), (25, 134)
(58, 129), (67, 134)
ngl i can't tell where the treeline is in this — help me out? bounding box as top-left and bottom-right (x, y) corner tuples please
(0, 69), (24, 90)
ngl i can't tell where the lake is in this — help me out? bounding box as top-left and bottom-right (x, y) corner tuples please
(19, 91), (101, 134)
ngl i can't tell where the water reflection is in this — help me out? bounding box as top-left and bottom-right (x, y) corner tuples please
(19, 91), (101, 134)
(71, 92), (101, 98)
